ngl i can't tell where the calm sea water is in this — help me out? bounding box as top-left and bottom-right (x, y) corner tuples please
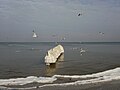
(0, 42), (120, 89)
(0, 42), (120, 79)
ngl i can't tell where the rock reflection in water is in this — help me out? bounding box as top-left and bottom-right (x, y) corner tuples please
(58, 53), (64, 62)
(45, 54), (64, 76)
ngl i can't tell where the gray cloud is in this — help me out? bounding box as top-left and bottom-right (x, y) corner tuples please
(0, 0), (120, 42)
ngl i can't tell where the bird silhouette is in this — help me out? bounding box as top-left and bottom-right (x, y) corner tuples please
(78, 13), (82, 16)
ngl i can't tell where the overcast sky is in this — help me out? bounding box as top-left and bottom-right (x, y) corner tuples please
(0, 0), (120, 42)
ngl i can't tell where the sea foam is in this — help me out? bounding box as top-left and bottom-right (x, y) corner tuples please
(0, 76), (57, 86)
(36, 67), (120, 88)
(0, 67), (120, 89)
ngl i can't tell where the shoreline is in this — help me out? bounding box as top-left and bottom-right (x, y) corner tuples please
(1, 79), (120, 90)
(34, 80), (120, 90)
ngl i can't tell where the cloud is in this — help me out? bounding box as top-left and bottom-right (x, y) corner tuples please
(0, 0), (120, 42)
(100, 0), (120, 6)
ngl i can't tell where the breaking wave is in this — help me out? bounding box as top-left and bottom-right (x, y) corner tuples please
(0, 76), (57, 86)
(0, 67), (120, 89)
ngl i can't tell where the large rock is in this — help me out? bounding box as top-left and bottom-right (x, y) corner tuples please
(45, 45), (64, 65)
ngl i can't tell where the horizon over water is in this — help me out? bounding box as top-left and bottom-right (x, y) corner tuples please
(0, 42), (120, 89)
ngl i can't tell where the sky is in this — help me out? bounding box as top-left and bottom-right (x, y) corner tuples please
(0, 0), (120, 42)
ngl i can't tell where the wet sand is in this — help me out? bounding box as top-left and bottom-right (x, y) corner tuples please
(32, 80), (120, 90)
(0, 79), (120, 90)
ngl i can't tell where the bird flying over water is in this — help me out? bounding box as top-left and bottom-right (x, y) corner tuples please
(80, 48), (86, 56)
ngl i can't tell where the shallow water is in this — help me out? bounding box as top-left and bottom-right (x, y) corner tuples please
(0, 42), (120, 89)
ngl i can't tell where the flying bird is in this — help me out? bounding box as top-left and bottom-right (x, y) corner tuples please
(32, 30), (38, 38)
(99, 32), (104, 35)
(52, 35), (57, 37)
(61, 37), (66, 41)
(80, 48), (86, 56)
(78, 13), (82, 16)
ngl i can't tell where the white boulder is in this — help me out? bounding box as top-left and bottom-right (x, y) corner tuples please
(45, 45), (64, 65)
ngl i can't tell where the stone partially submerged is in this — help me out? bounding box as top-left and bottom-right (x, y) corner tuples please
(45, 45), (64, 65)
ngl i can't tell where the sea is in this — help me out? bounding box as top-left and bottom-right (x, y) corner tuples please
(0, 42), (120, 89)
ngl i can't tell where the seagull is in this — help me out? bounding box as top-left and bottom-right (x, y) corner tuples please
(32, 30), (38, 38)
(78, 13), (82, 16)
(99, 32), (104, 35)
(80, 48), (86, 55)
(52, 35), (56, 37)
(80, 48), (86, 53)
(61, 37), (66, 41)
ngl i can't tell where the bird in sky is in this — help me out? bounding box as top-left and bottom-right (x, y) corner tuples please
(78, 13), (82, 16)
(32, 30), (38, 38)
(99, 32), (104, 35)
